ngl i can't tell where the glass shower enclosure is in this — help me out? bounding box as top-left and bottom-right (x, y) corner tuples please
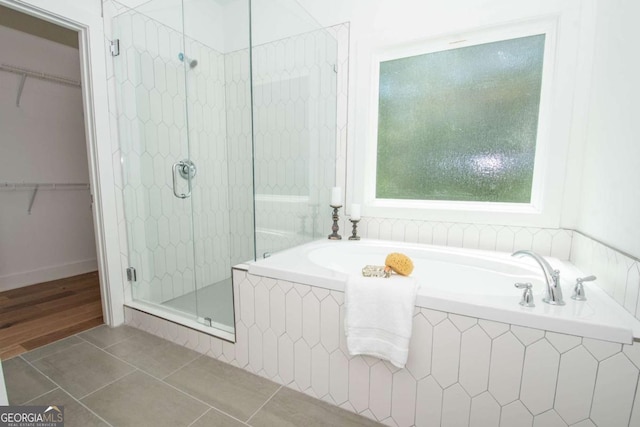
(110, 0), (337, 340)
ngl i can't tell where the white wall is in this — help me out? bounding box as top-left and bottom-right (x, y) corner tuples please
(306, 0), (640, 260)
(296, 0), (596, 226)
(114, 0), (248, 54)
(574, 0), (640, 259)
(296, 0), (640, 259)
(0, 25), (97, 291)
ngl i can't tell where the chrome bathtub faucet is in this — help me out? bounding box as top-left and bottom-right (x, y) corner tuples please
(512, 250), (565, 306)
(515, 282), (535, 307)
(572, 275), (596, 301)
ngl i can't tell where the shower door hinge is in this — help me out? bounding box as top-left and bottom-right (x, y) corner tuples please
(110, 39), (120, 57)
(126, 267), (137, 282)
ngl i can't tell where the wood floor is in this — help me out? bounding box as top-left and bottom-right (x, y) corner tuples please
(0, 272), (103, 360)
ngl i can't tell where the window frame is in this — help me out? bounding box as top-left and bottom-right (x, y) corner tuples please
(356, 19), (563, 227)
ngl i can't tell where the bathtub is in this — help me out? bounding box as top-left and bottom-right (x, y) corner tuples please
(248, 239), (640, 344)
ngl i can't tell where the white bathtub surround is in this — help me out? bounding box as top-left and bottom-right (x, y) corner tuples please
(352, 217), (574, 259)
(571, 231), (640, 322)
(126, 266), (640, 427)
(250, 239), (640, 344)
(327, 217), (640, 328)
(345, 274), (419, 367)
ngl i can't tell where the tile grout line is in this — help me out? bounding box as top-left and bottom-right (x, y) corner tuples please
(26, 386), (116, 427)
(49, 331), (152, 401)
(70, 331), (247, 425)
(61, 335), (244, 425)
(20, 351), (116, 427)
(156, 373), (251, 425)
(186, 408), (213, 427)
(78, 369), (139, 401)
(16, 326), (240, 426)
(22, 387), (63, 406)
(246, 384), (283, 424)
(95, 336), (250, 424)
(82, 329), (252, 424)
(160, 351), (205, 381)
(22, 338), (87, 364)
(186, 407), (251, 427)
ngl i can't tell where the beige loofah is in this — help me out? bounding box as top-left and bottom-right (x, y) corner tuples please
(385, 252), (414, 276)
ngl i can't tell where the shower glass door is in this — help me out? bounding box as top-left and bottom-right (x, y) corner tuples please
(250, 0), (339, 257)
(112, 0), (243, 338)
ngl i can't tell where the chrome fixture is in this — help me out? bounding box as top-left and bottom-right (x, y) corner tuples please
(572, 275), (596, 301)
(515, 282), (535, 307)
(178, 52), (198, 68)
(172, 159), (196, 199)
(177, 159), (197, 180)
(126, 267), (137, 282)
(512, 250), (565, 306)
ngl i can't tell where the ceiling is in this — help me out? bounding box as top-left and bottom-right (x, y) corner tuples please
(0, 4), (78, 49)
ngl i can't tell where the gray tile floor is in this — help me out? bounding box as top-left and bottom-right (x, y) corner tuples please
(2, 325), (381, 427)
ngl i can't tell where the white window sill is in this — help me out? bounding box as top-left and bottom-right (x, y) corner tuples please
(362, 198), (559, 228)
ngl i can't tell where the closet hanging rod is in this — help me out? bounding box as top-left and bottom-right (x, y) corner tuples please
(0, 182), (90, 191)
(0, 64), (81, 88)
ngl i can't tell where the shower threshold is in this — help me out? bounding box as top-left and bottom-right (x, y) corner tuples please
(164, 277), (234, 329)
(125, 277), (235, 342)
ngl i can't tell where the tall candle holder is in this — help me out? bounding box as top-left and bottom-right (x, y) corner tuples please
(348, 219), (360, 240)
(328, 205), (342, 240)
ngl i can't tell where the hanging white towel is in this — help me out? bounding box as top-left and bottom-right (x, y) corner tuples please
(344, 274), (419, 368)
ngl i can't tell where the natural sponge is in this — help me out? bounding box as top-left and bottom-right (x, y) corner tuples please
(385, 253), (414, 276)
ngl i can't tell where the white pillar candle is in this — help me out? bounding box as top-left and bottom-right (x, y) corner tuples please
(351, 203), (361, 220)
(331, 187), (342, 206)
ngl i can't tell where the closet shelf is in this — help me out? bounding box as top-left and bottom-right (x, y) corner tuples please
(0, 63), (81, 107)
(1, 183), (90, 215)
(0, 182), (90, 191)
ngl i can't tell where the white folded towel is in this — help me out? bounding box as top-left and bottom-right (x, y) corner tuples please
(344, 274), (419, 368)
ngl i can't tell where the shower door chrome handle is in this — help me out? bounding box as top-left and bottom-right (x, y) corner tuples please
(172, 161), (191, 199)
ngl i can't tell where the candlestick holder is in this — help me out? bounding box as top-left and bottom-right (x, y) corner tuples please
(328, 205), (342, 240)
(348, 219), (361, 240)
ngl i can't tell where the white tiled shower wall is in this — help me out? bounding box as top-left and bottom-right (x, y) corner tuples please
(107, 4), (235, 304)
(126, 268), (640, 427)
(104, 1), (349, 303)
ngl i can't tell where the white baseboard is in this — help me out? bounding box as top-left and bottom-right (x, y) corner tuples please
(0, 259), (98, 292)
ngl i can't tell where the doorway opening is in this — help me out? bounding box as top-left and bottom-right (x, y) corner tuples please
(0, 5), (103, 359)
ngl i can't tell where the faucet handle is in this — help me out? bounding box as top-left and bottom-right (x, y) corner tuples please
(572, 275), (596, 301)
(515, 283), (535, 307)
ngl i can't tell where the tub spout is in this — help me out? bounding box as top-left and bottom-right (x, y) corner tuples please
(511, 250), (565, 306)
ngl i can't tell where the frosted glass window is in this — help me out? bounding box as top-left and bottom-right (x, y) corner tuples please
(376, 34), (545, 203)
